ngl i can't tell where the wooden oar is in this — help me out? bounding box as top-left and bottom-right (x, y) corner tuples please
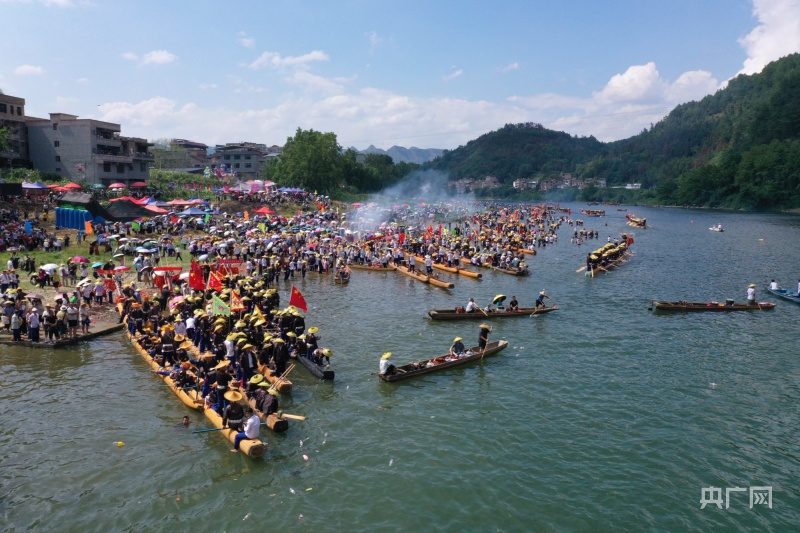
(281, 413), (306, 420)
(576, 266), (587, 273)
(269, 364), (295, 393)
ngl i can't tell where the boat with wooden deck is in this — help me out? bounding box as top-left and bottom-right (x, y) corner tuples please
(651, 300), (775, 312)
(709, 224), (724, 232)
(128, 332), (267, 458)
(580, 208), (606, 217)
(487, 264), (531, 276)
(292, 352), (335, 380)
(765, 286), (800, 305)
(626, 214), (647, 228)
(428, 305), (558, 320)
(256, 363), (294, 393)
(348, 263), (397, 272)
(334, 269), (351, 284)
(513, 247), (537, 256)
(378, 340), (509, 382)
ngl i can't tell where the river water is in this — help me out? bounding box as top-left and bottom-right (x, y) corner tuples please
(1, 205), (798, 531)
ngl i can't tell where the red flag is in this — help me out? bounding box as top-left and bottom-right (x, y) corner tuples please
(399, 233), (405, 244)
(170, 215), (178, 224)
(189, 260), (205, 290)
(207, 271), (223, 291)
(289, 285), (307, 312)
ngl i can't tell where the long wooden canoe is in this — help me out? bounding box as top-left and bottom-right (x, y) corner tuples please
(396, 264), (454, 288)
(334, 272), (351, 284)
(765, 286), (800, 305)
(428, 305), (558, 320)
(413, 255), (482, 279)
(652, 300), (775, 311)
(128, 332), (267, 458)
(378, 340), (509, 382)
(292, 352), (335, 380)
(348, 263), (397, 272)
(257, 363), (293, 393)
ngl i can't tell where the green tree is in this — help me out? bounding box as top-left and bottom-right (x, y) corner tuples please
(150, 138), (190, 169)
(268, 128), (344, 194)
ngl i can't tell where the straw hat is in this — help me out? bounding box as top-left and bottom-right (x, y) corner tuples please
(273, 338), (285, 344)
(243, 344), (255, 350)
(286, 331), (296, 338)
(254, 319), (266, 327)
(174, 334), (186, 342)
(381, 352), (392, 360)
(307, 326), (319, 334)
(479, 323), (490, 329)
(748, 283), (756, 288)
(179, 341), (193, 350)
(257, 381), (270, 388)
(453, 337), (463, 343)
(214, 360), (230, 370)
(223, 390), (242, 402)
(249, 373), (264, 384)
(322, 348), (332, 357)
(540, 290), (546, 295)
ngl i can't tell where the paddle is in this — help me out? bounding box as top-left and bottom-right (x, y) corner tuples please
(192, 421), (267, 434)
(576, 266), (586, 273)
(281, 413), (306, 420)
(269, 364), (295, 393)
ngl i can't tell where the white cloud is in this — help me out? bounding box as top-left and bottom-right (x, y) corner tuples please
(199, 83), (218, 90)
(443, 68), (463, 81)
(237, 31), (255, 48)
(367, 31), (382, 48)
(738, 0), (800, 75)
(122, 52), (139, 61)
(77, 77), (89, 84)
(248, 50), (329, 69)
(500, 62), (519, 74)
(141, 50), (178, 65)
(14, 64), (44, 75)
(510, 62), (720, 141)
(285, 71), (345, 94)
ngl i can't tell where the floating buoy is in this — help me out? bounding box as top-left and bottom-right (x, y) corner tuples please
(115, 441), (125, 447)
(303, 454), (309, 461)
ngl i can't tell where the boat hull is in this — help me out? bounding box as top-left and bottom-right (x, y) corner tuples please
(765, 287), (800, 305)
(378, 340), (509, 382)
(428, 305), (558, 320)
(652, 300), (775, 311)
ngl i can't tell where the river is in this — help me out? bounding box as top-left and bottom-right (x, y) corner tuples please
(1, 205), (798, 531)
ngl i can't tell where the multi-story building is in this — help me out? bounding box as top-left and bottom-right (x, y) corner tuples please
(213, 143), (265, 180)
(0, 92), (30, 169)
(26, 113), (153, 185)
(171, 138), (208, 167)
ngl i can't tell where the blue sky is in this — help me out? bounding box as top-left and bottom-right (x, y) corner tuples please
(2, 0), (799, 150)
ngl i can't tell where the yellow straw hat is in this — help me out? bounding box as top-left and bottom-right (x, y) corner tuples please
(453, 337), (462, 342)
(223, 390), (243, 402)
(381, 352), (392, 360)
(249, 374), (264, 384)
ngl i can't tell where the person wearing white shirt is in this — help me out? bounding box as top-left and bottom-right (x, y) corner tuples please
(465, 298), (479, 313)
(769, 280), (778, 290)
(232, 408), (261, 452)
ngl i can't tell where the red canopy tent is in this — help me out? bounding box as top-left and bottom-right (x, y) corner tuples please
(108, 183), (127, 189)
(129, 181), (148, 188)
(253, 207), (276, 215)
(63, 183), (83, 189)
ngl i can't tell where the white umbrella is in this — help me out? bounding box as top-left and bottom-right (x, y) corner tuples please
(198, 254), (209, 261)
(42, 263), (59, 270)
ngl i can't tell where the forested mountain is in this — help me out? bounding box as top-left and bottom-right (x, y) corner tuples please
(357, 145), (443, 164)
(423, 53), (800, 210)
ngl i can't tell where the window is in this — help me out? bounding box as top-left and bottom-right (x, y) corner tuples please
(55, 156), (61, 162)
(0, 103), (6, 113)
(140, 163), (147, 172)
(234, 155), (241, 160)
(117, 164), (125, 173)
(55, 168), (61, 172)
(54, 141), (60, 147)
(245, 155), (251, 160)
(17, 106), (22, 115)
(9, 106), (14, 115)
(224, 155), (231, 160)
(245, 163), (252, 168)
(103, 163), (111, 172)
(234, 163), (240, 168)
(53, 123), (58, 130)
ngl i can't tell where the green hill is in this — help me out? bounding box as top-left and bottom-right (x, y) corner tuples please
(423, 53), (800, 210)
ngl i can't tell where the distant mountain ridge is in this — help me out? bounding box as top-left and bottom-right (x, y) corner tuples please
(356, 145), (444, 164)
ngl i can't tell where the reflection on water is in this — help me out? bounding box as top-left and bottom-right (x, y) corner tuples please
(1, 205), (798, 530)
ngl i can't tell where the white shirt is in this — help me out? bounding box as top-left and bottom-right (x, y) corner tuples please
(379, 358), (392, 374)
(243, 414), (261, 439)
(465, 301), (478, 312)
(747, 287), (755, 300)
(769, 281), (778, 290)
